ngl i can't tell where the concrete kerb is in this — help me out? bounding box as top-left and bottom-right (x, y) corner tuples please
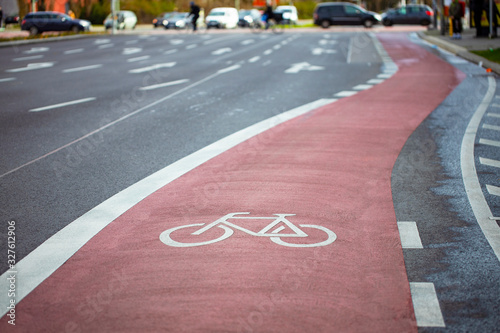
(417, 31), (500, 75)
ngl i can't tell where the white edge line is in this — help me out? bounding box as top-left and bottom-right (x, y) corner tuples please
(29, 97), (96, 112)
(0, 98), (337, 317)
(140, 79), (189, 91)
(461, 76), (500, 262)
(410, 282), (445, 327)
(397, 221), (423, 249)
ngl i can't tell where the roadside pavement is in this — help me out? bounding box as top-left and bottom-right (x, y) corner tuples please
(418, 28), (500, 74)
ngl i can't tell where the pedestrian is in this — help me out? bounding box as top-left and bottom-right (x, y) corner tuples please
(189, 1), (200, 32)
(473, 0), (485, 36)
(264, 2), (274, 29)
(0, 6), (3, 30)
(449, 0), (463, 39)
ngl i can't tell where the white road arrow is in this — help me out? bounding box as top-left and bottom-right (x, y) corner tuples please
(285, 62), (325, 74)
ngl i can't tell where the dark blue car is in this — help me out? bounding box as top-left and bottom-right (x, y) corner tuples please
(21, 11), (91, 35)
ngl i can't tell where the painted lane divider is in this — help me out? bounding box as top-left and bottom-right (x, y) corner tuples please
(397, 222), (423, 249)
(29, 97), (96, 112)
(410, 282), (446, 327)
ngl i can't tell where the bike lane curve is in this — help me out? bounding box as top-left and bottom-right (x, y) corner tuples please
(1, 33), (464, 332)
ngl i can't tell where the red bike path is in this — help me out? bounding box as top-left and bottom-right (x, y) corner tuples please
(1, 33), (464, 332)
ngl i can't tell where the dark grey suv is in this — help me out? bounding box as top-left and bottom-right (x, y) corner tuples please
(21, 11), (91, 35)
(313, 2), (381, 28)
(381, 5), (434, 26)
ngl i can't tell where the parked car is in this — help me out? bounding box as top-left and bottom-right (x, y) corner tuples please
(381, 5), (433, 26)
(5, 14), (20, 25)
(21, 11), (91, 35)
(104, 10), (137, 30)
(206, 7), (239, 29)
(152, 12), (177, 28)
(313, 2), (381, 28)
(275, 5), (298, 25)
(238, 9), (261, 27)
(164, 12), (190, 29)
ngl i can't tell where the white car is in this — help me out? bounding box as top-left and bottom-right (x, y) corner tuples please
(104, 10), (137, 30)
(205, 7), (239, 29)
(275, 5), (298, 25)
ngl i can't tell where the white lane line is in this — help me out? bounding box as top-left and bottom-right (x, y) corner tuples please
(128, 56), (150, 62)
(263, 49), (273, 55)
(486, 184), (500, 196)
(64, 48), (84, 55)
(0, 98), (337, 318)
(62, 64), (103, 73)
(98, 44), (114, 49)
(0, 64), (241, 180)
(186, 44), (197, 50)
(212, 47), (231, 55)
(334, 91), (357, 97)
(0, 78), (15, 83)
(6, 62), (54, 72)
(24, 47), (49, 54)
(397, 222), (423, 249)
(123, 47), (142, 55)
(140, 79), (189, 91)
(480, 157), (500, 168)
(479, 138), (500, 147)
(13, 55), (43, 61)
(29, 97), (96, 112)
(94, 39), (111, 44)
(241, 39), (255, 45)
(461, 76), (500, 261)
(164, 49), (178, 55)
(129, 62), (176, 74)
(483, 123), (500, 131)
(248, 56), (260, 63)
(487, 112), (500, 118)
(378, 73), (393, 79)
(353, 84), (372, 91)
(367, 78), (385, 84)
(410, 282), (445, 327)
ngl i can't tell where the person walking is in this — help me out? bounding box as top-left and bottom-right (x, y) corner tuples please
(0, 6), (4, 31)
(189, 1), (200, 32)
(449, 0), (463, 39)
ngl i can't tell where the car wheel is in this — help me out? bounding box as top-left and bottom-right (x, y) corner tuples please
(363, 20), (374, 28)
(382, 19), (392, 26)
(320, 20), (330, 29)
(420, 19), (430, 26)
(71, 25), (80, 33)
(29, 26), (39, 36)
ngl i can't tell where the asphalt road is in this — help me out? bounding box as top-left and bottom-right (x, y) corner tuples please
(0, 29), (499, 331)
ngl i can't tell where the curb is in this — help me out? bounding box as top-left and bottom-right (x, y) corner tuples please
(417, 31), (500, 75)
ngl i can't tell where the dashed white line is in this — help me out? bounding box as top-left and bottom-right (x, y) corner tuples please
(410, 282), (446, 327)
(334, 91), (357, 97)
(29, 97), (96, 112)
(129, 62), (176, 74)
(128, 56), (150, 62)
(6, 62), (54, 72)
(461, 76), (500, 261)
(353, 84), (373, 91)
(64, 48), (84, 55)
(248, 56), (260, 63)
(367, 79), (385, 84)
(140, 79), (189, 91)
(479, 138), (500, 147)
(13, 55), (43, 61)
(397, 222), (423, 249)
(486, 185), (500, 196)
(98, 44), (114, 49)
(263, 49), (273, 55)
(480, 157), (500, 168)
(212, 47), (231, 55)
(0, 78), (15, 83)
(487, 112), (500, 118)
(483, 123), (500, 131)
(62, 64), (103, 73)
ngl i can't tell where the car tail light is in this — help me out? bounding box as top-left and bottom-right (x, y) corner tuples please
(21, 19), (26, 25)
(426, 10), (433, 16)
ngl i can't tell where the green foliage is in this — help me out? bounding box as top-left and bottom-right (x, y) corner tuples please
(121, 0), (177, 22)
(472, 48), (500, 64)
(291, 1), (316, 19)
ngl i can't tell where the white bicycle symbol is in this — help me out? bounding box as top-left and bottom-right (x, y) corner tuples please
(159, 212), (337, 248)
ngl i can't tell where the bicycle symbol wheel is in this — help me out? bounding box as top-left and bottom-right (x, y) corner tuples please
(160, 223), (234, 247)
(270, 224), (336, 247)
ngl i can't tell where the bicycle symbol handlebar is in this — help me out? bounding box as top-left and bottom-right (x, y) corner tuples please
(159, 212), (337, 248)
